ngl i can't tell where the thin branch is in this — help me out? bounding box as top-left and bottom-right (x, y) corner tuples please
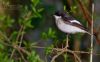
(10, 12), (32, 59)
(50, 48), (82, 62)
(16, 25), (23, 44)
(10, 49), (16, 58)
(65, 34), (69, 48)
(0, 39), (11, 47)
(67, 49), (81, 62)
(18, 47), (30, 55)
(19, 12), (32, 47)
(90, 3), (94, 62)
(10, 44), (30, 58)
(14, 46), (28, 62)
(19, 26), (25, 47)
(0, 31), (11, 42)
(10, 25), (23, 58)
(77, 0), (92, 26)
(29, 45), (100, 55)
(51, 50), (65, 62)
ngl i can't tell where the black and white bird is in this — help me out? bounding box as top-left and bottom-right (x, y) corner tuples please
(53, 11), (91, 35)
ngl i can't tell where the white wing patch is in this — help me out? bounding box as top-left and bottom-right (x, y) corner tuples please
(70, 20), (81, 25)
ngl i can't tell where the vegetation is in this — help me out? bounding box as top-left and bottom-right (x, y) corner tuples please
(0, 0), (96, 62)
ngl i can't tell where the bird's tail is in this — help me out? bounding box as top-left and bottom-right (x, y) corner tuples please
(86, 32), (92, 36)
(86, 31), (97, 42)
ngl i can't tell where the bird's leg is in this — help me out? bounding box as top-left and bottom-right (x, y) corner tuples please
(65, 34), (69, 48)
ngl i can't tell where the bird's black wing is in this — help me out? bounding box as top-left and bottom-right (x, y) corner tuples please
(62, 17), (88, 32)
(61, 13), (89, 32)
(71, 22), (89, 32)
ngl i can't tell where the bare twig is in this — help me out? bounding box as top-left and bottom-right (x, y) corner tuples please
(77, 0), (92, 26)
(14, 46), (28, 62)
(10, 49), (16, 59)
(0, 31), (11, 42)
(90, 3), (94, 62)
(51, 33), (81, 62)
(77, 0), (99, 45)
(65, 34), (69, 48)
(51, 50), (65, 62)
(29, 45), (100, 55)
(10, 25), (24, 58)
(16, 25), (24, 44)
(10, 12), (32, 59)
(67, 49), (81, 62)
(0, 39), (11, 46)
(19, 26), (25, 47)
(18, 47), (30, 55)
(50, 48), (82, 62)
(19, 12), (32, 47)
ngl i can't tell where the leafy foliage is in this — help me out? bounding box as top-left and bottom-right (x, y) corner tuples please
(0, 52), (14, 62)
(41, 28), (56, 40)
(0, 0), (44, 62)
(27, 51), (43, 62)
(0, 0), (91, 62)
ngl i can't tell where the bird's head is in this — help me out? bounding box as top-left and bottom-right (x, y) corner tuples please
(53, 11), (64, 20)
(53, 11), (69, 20)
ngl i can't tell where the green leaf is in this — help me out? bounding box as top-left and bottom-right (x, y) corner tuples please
(41, 32), (48, 40)
(37, 8), (44, 12)
(0, 15), (5, 20)
(31, 0), (40, 7)
(32, 7), (36, 13)
(48, 28), (52, 36)
(64, 5), (66, 11)
(27, 51), (43, 62)
(0, 52), (14, 62)
(25, 20), (34, 28)
(9, 31), (18, 40)
(48, 28), (56, 38)
(0, 43), (4, 49)
(45, 45), (54, 55)
(70, 6), (77, 13)
(7, 18), (14, 27)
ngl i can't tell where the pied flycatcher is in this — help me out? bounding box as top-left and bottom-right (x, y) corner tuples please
(53, 11), (91, 35)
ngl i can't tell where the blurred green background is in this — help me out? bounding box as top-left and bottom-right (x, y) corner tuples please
(0, 0), (99, 62)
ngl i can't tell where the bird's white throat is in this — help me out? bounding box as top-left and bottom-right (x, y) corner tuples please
(54, 15), (61, 20)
